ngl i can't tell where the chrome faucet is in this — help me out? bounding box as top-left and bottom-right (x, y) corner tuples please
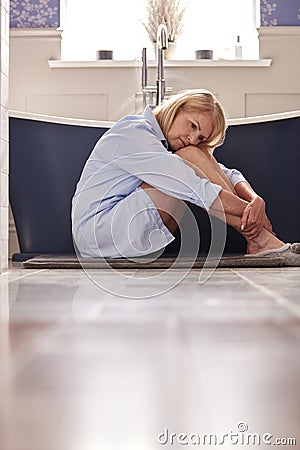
(156, 24), (168, 105)
(142, 47), (148, 108)
(140, 25), (171, 109)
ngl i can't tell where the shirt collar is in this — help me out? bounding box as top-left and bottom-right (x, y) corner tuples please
(143, 106), (168, 149)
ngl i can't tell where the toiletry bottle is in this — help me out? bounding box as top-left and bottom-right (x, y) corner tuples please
(235, 35), (243, 60)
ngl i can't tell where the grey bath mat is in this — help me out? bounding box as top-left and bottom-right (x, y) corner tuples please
(20, 254), (285, 269)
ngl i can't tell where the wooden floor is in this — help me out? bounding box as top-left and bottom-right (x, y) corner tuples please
(0, 265), (300, 450)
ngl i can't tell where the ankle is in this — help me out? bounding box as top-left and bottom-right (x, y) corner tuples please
(249, 229), (284, 252)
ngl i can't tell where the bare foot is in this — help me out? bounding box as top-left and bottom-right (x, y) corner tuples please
(246, 228), (285, 255)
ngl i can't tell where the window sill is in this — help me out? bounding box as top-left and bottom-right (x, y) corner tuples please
(48, 59), (272, 69)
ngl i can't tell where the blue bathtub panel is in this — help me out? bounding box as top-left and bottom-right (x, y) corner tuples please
(9, 118), (107, 254)
(9, 115), (300, 258)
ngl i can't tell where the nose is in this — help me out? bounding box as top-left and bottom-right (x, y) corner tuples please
(188, 134), (199, 145)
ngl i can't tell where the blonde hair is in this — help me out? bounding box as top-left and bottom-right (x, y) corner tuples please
(154, 89), (227, 153)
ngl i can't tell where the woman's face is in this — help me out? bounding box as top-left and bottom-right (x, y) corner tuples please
(166, 108), (213, 152)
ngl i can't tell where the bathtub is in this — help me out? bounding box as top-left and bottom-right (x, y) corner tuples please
(9, 109), (300, 260)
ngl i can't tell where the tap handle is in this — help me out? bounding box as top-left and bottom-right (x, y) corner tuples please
(157, 24), (168, 50)
(142, 47), (148, 89)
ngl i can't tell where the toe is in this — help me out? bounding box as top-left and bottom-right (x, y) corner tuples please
(291, 243), (300, 253)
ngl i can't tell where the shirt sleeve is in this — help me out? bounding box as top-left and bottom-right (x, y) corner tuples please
(218, 162), (247, 186)
(111, 121), (222, 210)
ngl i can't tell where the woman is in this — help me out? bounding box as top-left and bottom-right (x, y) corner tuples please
(72, 89), (299, 264)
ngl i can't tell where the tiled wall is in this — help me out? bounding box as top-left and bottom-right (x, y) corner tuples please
(0, 0), (9, 271)
(260, 0), (300, 26)
(10, 0), (60, 28)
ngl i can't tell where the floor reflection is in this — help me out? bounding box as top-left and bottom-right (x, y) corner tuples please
(0, 267), (299, 450)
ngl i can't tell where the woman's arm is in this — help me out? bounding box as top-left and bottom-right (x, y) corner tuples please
(217, 163), (247, 188)
(235, 180), (260, 202)
(235, 181), (275, 238)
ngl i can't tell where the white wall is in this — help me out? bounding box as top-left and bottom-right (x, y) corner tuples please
(9, 27), (300, 121)
(0, 0), (9, 271)
(249, 27), (300, 115)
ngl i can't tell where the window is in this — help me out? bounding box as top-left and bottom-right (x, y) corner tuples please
(61, 0), (259, 61)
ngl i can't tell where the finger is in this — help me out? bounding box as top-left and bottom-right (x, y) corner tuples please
(242, 228), (257, 238)
(241, 208), (250, 231)
(242, 223), (257, 233)
(243, 224), (263, 239)
(247, 208), (262, 226)
(243, 219), (264, 232)
(245, 230), (261, 240)
(248, 208), (262, 224)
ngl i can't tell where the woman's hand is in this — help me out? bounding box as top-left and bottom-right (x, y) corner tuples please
(240, 196), (275, 239)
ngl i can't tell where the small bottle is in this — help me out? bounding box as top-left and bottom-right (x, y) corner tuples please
(235, 35), (243, 60)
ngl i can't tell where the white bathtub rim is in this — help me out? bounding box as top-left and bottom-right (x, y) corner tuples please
(9, 110), (115, 128)
(9, 109), (300, 128)
(228, 110), (300, 125)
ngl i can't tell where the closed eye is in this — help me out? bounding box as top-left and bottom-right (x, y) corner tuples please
(190, 121), (206, 143)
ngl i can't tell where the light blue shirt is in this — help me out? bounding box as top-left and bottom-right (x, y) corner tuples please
(72, 107), (246, 257)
